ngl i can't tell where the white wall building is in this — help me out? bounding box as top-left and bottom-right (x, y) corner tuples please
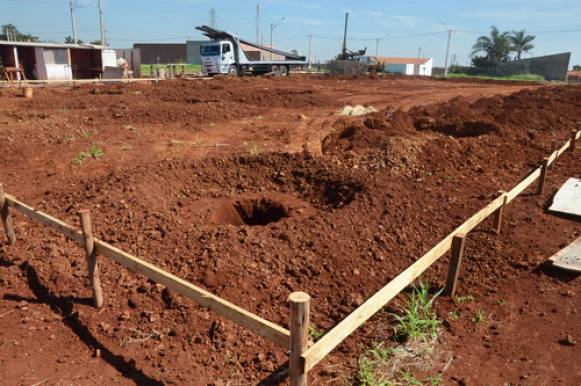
(361, 56), (433, 76)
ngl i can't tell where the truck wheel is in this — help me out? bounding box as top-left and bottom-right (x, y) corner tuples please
(279, 65), (289, 77)
(227, 65), (239, 76)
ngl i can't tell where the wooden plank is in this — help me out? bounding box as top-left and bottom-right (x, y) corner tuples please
(5, 195), (83, 244)
(301, 194), (506, 372)
(5, 194), (290, 347)
(506, 167), (542, 203)
(444, 234), (467, 297)
(289, 292), (310, 386)
(93, 239), (290, 347)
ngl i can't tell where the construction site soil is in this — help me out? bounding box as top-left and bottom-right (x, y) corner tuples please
(0, 75), (579, 385)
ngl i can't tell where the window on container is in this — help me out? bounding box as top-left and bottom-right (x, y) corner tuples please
(43, 48), (69, 65)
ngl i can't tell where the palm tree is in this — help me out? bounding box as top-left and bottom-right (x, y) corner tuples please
(471, 26), (511, 65)
(509, 30), (535, 61)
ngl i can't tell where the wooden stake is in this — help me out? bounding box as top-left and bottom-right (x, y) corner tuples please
(493, 191), (507, 234)
(537, 157), (550, 195)
(444, 234), (466, 297)
(0, 184), (16, 245)
(550, 139), (557, 154)
(289, 292), (310, 386)
(78, 210), (104, 308)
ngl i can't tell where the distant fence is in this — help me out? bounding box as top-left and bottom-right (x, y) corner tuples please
(0, 126), (579, 385)
(450, 52), (571, 81)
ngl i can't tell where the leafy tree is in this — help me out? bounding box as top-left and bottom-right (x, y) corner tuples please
(90, 40), (102, 45)
(471, 26), (511, 65)
(471, 56), (493, 68)
(509, 30), (535, 61)
(65, 36), (84, 44)
(1, 24), (39, 42)
(573, 65), (581, 71)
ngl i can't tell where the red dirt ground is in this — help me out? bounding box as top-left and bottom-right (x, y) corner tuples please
(0, 75), (579, 386)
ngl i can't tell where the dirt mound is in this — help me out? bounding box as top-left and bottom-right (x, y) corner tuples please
(322, 86), (581, 154)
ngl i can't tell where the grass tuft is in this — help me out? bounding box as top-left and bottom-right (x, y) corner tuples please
(391, 282), (442, 342)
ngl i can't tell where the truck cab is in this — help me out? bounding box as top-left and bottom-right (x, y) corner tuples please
(200, 41), (237, 76)
(197, 25), (306, 77)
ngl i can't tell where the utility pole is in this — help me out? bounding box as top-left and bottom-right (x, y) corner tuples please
(209, 8), (217, 28)
(416, 46), (422, 75)
(98, 0), (106, 46)
(69, 0), (78, 44)
(342, 12), (349, 60)
(444, 29), (452, 77)
(308, 34), (312, 68)
(256, 3), (260, 43)
(270, 17), (285, 60)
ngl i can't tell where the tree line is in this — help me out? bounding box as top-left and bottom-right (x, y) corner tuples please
(471, 26), (536, 67)
(1, 24), (100, 45)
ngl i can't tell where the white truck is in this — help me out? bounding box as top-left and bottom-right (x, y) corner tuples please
(196, 25), (307, 76)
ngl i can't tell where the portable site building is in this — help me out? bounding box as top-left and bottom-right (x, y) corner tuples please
(361, 56), (433, 76)
(0, 40), (117, 81)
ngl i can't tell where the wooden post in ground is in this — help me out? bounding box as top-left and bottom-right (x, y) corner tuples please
(493, 191), (508, 234)
(537, 157), (550, 195)
(550, 139), (557, 154)
(0, 184), (16, 245)
(78, 210), (104, 308)
(444, 234), (466, 297)
(289, 292), (310, 386)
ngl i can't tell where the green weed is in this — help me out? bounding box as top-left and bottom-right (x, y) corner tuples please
(88, 143), (104, 159)
(72, 152), (88, 166)
(308, 325), (326, 342)
(473, 309), (486, 324)
(448, 311), (459, 321)
(249, 143), (261, 156)
(391, 282), (442, 341)
(454, 295), (475, 304)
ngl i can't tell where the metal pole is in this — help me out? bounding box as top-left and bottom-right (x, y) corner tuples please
(342, 12), (349, 59)
(270, 23), (273, 61)
(98, 0), (106, 46)
(308, 34), (312, 68)
(256, 3), (260, 44)
(444, 29), (452, 78)
(70, 0), (78, 44)
(416, 46), (422, 75)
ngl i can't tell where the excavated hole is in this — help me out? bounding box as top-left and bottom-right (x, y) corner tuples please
(234, 198), (289, 226)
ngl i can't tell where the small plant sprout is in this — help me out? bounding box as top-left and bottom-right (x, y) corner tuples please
(72, 152), (88, 166)
(249, 143), (261, 156)
(308, 325), (326, 342)
(81, 129), (93, 138)
(391, 281), (442, 342)
(454, 294), (475, 304)
(88, 143), (104, 159)
(473, 309), (487, 324)
(496, 299), (507, 306)
(448, 310), (459, 321)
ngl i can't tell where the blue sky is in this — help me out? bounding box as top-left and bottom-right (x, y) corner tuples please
(3, 0), (581, 67)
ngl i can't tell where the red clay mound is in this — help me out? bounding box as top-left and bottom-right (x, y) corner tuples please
(323, 86), (581, 154)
